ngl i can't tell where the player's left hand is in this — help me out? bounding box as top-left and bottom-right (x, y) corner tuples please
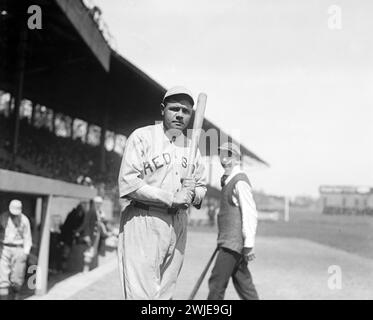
(243, 247), (256, 263)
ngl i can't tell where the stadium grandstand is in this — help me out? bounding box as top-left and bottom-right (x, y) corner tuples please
(0, 0), (267, 296)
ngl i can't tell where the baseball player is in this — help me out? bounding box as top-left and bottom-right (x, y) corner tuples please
(207, 142), (259, 300)
(0, 200), (32, 300)
(118, 86), (207, 300)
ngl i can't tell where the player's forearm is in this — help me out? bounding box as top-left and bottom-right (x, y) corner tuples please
(24, 244), (32, 255)
(23, 223), (33, 255)
(127, 184), (174, 208)
(24, 237), (32, 255)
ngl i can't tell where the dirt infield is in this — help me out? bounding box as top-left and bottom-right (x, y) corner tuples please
(69, 230), (373, 300)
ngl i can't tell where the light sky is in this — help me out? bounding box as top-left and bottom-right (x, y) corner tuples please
(94, 0), (373, 197)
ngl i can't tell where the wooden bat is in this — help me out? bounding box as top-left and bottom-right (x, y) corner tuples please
(186, 93), (207, 176)
(188, 247), (218, 300)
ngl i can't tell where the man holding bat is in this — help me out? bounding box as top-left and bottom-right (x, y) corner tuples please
(118, 86), (207, 300)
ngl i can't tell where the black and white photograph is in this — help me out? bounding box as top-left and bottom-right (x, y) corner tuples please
(0, 0), (372, 307)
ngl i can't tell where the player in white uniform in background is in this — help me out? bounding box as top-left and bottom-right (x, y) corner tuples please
(118, 86), (207, 300)
(0, 200), (32, 300)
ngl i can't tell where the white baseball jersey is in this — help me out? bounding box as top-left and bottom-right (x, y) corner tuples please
(118, 122), (207, 211)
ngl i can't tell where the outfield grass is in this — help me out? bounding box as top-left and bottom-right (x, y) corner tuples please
(190, 209), (373, 260)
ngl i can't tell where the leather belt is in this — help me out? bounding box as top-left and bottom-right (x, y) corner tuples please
(133, 201), (179, 215)
(0, 243), (23, 248)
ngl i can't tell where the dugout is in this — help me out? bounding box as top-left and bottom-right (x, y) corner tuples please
(0, 169), (97, 295)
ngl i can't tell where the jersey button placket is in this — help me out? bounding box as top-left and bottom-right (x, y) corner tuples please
(171, 143), (178, 193)
(175, 147), (182, 188)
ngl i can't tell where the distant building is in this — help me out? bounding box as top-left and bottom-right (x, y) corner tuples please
(319, 185), (373, 215)
(253, 191), (285, 213)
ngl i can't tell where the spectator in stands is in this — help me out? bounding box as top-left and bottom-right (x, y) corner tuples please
(0, 200), (32, 300)
(77, 175), (94, 187)
(0, 114), (121, 204)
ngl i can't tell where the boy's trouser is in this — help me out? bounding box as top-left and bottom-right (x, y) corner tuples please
(0, 245), (27, 296)
(207, 247), (259, 300)
(117, 204), (187, 300)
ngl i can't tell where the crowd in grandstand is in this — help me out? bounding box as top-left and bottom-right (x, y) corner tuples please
(0, 113), (121, 191)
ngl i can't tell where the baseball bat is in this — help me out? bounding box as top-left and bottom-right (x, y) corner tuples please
(186, 93), (207, 177)
(188, 247), (218, 300)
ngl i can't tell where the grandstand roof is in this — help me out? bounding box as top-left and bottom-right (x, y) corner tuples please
(0, 0), (268, 166)
(319, 185), (373, 195)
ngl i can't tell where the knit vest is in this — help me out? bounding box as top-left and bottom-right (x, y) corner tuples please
(217, 172), (251, 254)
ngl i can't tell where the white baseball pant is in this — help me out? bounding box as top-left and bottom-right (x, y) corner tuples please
(117, 204), (187, 300)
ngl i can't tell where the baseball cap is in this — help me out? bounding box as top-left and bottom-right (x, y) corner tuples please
(9, 199), (22, 216)
(219, 142), (241, 157)
(94, 196), (103, 203)
(163, 86), (194, 106)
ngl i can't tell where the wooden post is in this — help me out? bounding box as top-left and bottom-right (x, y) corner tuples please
(284, 196), (290, 222)
(34, 197), (42, 242)
(113, 133), (118, 152)
(7, 94), (13, 117)
(11, 26), (28, 167)
(30, 102), (35, 125)
(100, 112), (108, 173)
(85, 123), (90, 143)
(70, 118), (75, 138)
(36, 195), (52, 296)
(51, 110), (56, 134)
